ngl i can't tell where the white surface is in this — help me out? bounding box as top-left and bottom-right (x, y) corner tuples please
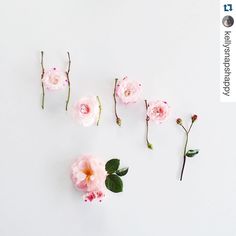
(0, 0), (235, 235)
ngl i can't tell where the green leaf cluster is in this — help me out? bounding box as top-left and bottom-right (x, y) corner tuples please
(105, 159), (129, 193)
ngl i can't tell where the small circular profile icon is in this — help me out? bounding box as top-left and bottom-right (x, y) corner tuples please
(222, 15), (234, 27)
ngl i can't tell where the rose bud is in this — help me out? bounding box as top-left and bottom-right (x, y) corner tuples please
(176, 118), (182, 125)
(191, 114), (198, 122)
(116, 117), (122, 126)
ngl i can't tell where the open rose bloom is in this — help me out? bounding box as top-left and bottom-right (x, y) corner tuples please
(42, 68), (68, 90)
(147, 101), (170, 123)
(72, 96), (100, 127)
(116, 77), (142, 104)
(71, 155), (107, 202)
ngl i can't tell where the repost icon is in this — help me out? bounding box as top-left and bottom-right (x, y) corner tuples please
(224, 4), (233, 11)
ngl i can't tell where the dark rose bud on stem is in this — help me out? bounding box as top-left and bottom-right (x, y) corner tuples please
(176, 118), (182, 125)
(191, 114), (198, 122)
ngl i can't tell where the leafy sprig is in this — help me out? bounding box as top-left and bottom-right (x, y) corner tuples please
(105, 159), (129, 193)
(176, 115), (199, 181)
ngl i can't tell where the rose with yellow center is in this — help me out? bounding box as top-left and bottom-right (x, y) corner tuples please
(71, 154), (107, 195)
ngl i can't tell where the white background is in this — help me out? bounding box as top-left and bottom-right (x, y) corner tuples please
(1, 0), (235, 235)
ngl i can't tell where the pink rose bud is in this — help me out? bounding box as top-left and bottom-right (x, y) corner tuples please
(176, 118), (182, 125)
(191, 114), (198, 122)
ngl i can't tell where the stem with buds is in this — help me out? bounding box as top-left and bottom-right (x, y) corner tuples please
(177, 116), (197, 181)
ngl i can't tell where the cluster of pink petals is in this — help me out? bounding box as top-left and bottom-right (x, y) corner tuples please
(72, 96), (99, 127)
(147, 101), (170, 123)
(42, 68), (68, 90)
(71, 154), (107, 202)
(83, 191), (105, 202)
(116, 77), (142, 104)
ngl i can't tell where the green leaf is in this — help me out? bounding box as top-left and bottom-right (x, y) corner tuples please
(116, 167), (129, 176)
(105, 159), (120, 174)
(186, 149), (199, 158)
(105, 174), (123, 193)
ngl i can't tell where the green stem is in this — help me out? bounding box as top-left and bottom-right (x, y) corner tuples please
(41, 82), (45, 109)
(96, 96), (102, 126)
(40, 51), (45, 109)
(65, 81), (70, 111)
(180, 123), (188, 134)
(179, 121), (195, 181)
(188, 121), (194, 133)
(180, 133), (188, 181)
(65, 52), (71, 111)
(145, 99), (153, 150)
(113, 78), (121, 126)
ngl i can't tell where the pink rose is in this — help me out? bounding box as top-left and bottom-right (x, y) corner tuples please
(72, 96), (101, 127)
(71, 154), (107, 201)
(116, 77), (142, 104)
(42, 68), (68, 90)
(147, 101), (170, 123)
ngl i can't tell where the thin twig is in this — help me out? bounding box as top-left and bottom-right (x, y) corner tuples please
(40, 51), (45, 109)
(96, 96), (102, 126)
(180, 133), (188, 181)
(65, 52), (71, 111)
(113, 78), (121, 126)
(179, 120), (195, 181)
(145, 100), (153, 150)
(187, 121), (194, 133)
(180, 123), (188, 134)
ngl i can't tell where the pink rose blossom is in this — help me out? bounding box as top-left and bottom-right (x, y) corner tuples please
(72, 96), (100, 127)
(42, 68), (68, 90)
(116, 77), (142, 104)
(147, 101), (170, 123)
(71, 154), (107, 202)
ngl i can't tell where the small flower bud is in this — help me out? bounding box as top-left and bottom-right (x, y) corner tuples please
(191, 114), (198, 122)
(147, 142), (153, 150)
(176, 118), (182, 125)
(116, 117), (121, 126)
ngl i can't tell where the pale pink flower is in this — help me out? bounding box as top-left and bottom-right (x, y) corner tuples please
(116, 77), (142, 104)
(72, 96), (100, 127)
(71, 154), (107, 202)
(42, 68), (68, 90)
(147, 101), (170, 123)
